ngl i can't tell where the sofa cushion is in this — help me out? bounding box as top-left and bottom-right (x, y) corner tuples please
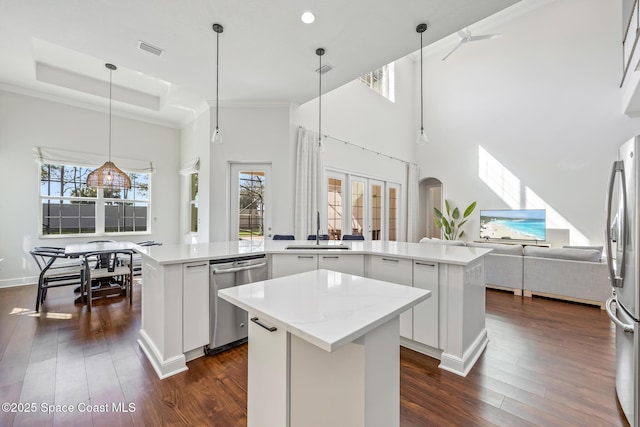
(524, 246), (601, 262)
(563, 245), (603, 260)
(467, 242), (524, 255)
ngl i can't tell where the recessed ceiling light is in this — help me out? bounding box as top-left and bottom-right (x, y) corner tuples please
(301, 11), (315, 24)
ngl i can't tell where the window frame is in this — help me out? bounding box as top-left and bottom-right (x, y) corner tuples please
(358, 62), (395, 102)
(38, 162), (152, 238)
(324, 168), (402, 241)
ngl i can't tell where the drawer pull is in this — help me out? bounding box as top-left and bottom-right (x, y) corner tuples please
(322, 256), (339, 259)
(297, 256), (315, 259)
(251, 317), (277, 332)
(186, 263), (208, 268)
(415, 262), (436, 267)
(382, 258), (399, 263)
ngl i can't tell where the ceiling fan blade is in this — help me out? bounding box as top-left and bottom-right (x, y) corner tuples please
(467, 33), (502, 42)
(442, 42), (462, 61)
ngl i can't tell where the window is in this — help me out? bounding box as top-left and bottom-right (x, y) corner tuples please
(359, 62), (395, 102)
(230, 164), (271, 241)
(39, 163), (150, 236)
(190, 173), (198, 233)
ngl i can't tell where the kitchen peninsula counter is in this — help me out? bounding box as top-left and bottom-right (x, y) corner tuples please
(137, 240), (491, 380)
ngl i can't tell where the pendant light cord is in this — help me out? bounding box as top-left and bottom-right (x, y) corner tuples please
(318, 52), (322, 145)
(108, 67), (113, 161)
(420, 30), (424, 132)
(216, 30), (220, 130)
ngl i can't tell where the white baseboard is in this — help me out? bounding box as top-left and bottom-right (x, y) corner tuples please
(138, 329), (188, 379)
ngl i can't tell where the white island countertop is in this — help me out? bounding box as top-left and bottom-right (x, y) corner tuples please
(218, 269), (431, 352)
(137, 240), (491, 266)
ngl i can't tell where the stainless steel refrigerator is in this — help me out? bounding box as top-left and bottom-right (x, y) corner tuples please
(606, 136), (640, 427)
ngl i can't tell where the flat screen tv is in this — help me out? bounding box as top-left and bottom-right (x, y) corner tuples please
(479, 209), (546, 241)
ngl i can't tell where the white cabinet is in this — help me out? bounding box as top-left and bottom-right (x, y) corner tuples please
(271, 254), (318, 278)
(367, 255), (413, 338)
(412, 261), (439, 348)
(247, 315), (289, 427)
(182, 261), (210, 352)
(318, 254), (364, 276)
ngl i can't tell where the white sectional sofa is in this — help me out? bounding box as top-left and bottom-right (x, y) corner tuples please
(433, 240), (610, 308)
(522, 246), (610, 308)
(466, 242), (525, 296)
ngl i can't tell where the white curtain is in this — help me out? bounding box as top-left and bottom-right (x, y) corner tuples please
(33, 146), (155, 173)
(294, 127), (322, 239)
(406, 163), (420, 242)
(179, 158), (200, 175)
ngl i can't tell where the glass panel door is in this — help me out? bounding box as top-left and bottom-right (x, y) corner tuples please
(327, 176), (344, 240)
(387, 184), (399, 241)
(369, 180), (383, 240)
(230, 163), (272, 241)
(351, 178), (366, 237)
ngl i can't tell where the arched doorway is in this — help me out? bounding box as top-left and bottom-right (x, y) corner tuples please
(418, 177), (442, 240)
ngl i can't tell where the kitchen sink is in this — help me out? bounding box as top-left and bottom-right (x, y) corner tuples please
(285, 244), (351, 250)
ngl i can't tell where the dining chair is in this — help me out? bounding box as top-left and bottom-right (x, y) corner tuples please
(82, 250), (134, 311)
(342, 235), (365, 241)
(30, 247), (84, 312)
(273, 234), (295, 240)
(125, 240), (163, 276)
(307, 234), (330, 240)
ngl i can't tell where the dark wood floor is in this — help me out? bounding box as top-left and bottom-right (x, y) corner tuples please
(0, 283), (630, 426)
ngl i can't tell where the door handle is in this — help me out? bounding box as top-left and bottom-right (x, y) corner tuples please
(211, 262), (267, 274)
(605, 297), (634, 333)
(605, 160), (627, 288)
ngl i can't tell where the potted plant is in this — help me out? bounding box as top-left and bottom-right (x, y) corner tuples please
(434, 200), (477, 240)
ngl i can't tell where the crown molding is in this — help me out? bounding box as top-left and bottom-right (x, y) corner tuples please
(0, 83), (183, 129)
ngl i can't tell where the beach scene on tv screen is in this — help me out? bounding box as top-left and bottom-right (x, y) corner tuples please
(480, 210), (546, 241)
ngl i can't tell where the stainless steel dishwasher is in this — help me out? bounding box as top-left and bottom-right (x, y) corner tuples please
(207, 254), (268, 354)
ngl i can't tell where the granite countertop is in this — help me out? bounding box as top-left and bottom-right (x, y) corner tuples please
(137, 240), (492, 266)
(218, 269), (431, 352)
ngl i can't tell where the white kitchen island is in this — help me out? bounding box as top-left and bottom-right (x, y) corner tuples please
(137, 240), (491, 380)
(218, 269), (430, 427)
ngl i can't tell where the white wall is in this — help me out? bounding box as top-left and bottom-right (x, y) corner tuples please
(292, 56), (416, 239)
(416, 0), (640, 245)
(208, 105), (295, 241)
(0, 89), (180, 287)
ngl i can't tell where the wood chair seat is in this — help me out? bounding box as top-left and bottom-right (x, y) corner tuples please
(82, 250), (133, 311)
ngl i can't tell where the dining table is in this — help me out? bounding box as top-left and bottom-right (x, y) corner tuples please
(64, 241), (138, 303)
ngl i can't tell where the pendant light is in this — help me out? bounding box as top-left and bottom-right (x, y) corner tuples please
(316, 47), (325, 152)
(416, 23), (428, 145)
(86, 63), (132, 190)
(211, 23), (224, 144)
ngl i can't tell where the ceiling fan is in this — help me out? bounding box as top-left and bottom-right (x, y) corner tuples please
(442, 27), (502, 61)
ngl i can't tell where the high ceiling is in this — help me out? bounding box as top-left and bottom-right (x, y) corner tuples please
(0, 0), (520, 127)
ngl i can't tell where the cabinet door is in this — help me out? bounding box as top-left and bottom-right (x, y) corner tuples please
(413, 261), (439, 348)
(367, 255), (413, 339)
(271, 254), (318, 278)
(318, 254), (364, 276)
(247, 316), (288, 427)
(182, 261), (210, 352)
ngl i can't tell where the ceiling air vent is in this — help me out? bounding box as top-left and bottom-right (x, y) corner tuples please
(316, 64), (333, 75)
(138, 40), (164, 57)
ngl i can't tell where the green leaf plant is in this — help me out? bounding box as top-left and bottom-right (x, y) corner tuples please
(433, 200), (477, 241)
